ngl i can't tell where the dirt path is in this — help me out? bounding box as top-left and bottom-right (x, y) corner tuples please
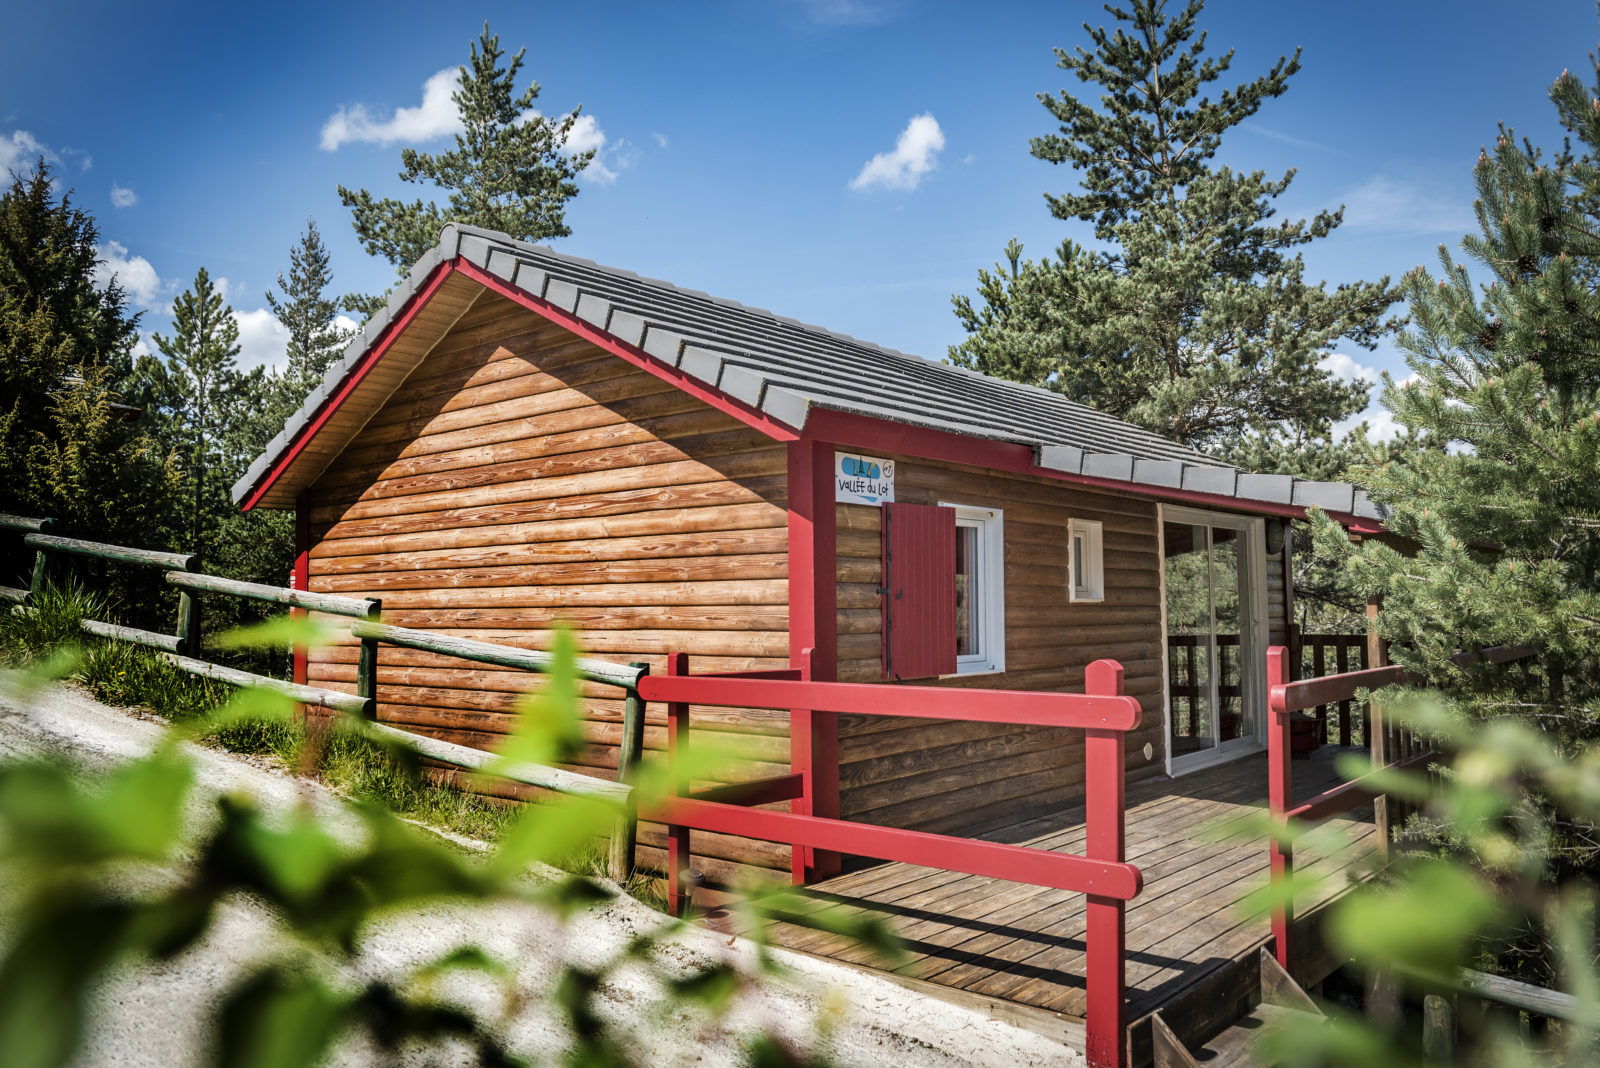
(0, 679), (1083, 1068)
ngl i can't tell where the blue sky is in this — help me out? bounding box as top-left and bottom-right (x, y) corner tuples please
(3, 0), (1594, 437)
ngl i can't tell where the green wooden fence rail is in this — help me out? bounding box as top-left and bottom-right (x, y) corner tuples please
(0, 512), (651, 881)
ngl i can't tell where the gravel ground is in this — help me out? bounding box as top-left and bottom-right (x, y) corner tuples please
(0, 677), (1084, 1068)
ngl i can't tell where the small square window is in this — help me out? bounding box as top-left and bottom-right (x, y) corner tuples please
(1069, 518), (1104, 602)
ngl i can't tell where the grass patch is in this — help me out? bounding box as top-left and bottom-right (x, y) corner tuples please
(2, 583), (666, 907)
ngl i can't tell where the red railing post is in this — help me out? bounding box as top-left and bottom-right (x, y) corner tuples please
(1084, 659), (1128, 1068)
(1267, 644), (1295, 973)
(665, 651), (691, 917)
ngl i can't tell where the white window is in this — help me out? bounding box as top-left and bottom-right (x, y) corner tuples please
(946, 503), (1005, 675)
(1069, 518), (1105, 602)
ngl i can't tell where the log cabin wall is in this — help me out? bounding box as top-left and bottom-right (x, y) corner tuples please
(834, 454), (1167, 837)
(300, 290), (792, 891)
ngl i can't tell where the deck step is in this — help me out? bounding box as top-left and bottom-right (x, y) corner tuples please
(1196, 1002), (1323, 1064)
(1151, 950), (1327, 1067)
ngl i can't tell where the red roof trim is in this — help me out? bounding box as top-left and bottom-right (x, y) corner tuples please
(452, 259), (801, 443)
(800, 407), (1387, 534)
(239, 261), (458, 512)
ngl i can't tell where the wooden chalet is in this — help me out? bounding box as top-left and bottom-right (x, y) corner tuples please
(234, 224), (1394, 1065)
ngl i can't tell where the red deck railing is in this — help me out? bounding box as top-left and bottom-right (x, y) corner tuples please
(636, 655), (1145, 1068)
(1265, 643), (1537, 976)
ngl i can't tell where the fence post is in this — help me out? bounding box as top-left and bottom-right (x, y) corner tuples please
(1084, 658), (1128, 1068)
(25, 517), (55, 603)
(173, 554), (202, 657)
(354, 597), (382, 719)
(1267, 644), (1295, 974)
(665, 652), (691, 917)
(608, 662), (650, 884)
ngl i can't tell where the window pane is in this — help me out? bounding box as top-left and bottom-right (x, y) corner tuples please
(1073, 533), (1086, 590)
(955, 524), (979, 657)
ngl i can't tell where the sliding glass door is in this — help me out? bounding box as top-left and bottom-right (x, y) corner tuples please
(1162, 507), (1266, 774)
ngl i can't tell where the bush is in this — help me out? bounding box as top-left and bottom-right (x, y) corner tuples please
(0, 581), (105, 665)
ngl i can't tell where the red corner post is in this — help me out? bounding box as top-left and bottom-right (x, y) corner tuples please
(786, 438), (840, 882)
(665, 652), (691, 917)
(1266, 645), (1295, 973)
(1084, 659), (1130, 1068)
(292, 492), (310, 688)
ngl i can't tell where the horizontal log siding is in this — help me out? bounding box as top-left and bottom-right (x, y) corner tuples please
(303, 292), (790, 887)
(834, 457), (1167, 837)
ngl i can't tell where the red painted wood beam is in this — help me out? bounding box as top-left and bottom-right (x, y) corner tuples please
(637, 674), (1143, 731)
(1267, 646), (1296, 975)
(786, 438), (839, 880)
(1084, 659), (1131, 1068)
(1286, 749), (1436, 825)
(665, 652), (691, 917)
(292, 491), (309, 689)
(638, 796), (1141, 901)
(801, 407), (1388, 535)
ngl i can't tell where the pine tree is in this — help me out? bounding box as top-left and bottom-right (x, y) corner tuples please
(142, 268), (250, 560)
(1288, 57), (1600, 1017)
(338, 22), (591, 295)
(1319, 92), (1600, 742)
(266, 219), (349, 412)
(950, 0), (1400, 459)
(0, 160), (142, 515)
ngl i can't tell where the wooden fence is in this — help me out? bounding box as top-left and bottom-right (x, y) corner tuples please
(0, 513), (648, 879)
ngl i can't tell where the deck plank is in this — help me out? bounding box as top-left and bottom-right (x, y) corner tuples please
(756, 748), (1379, 1029)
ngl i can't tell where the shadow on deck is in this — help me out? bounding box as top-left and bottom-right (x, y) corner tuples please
(734, 747), (1378, 1062)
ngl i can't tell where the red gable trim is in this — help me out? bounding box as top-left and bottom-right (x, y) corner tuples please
(800, 407), (1388, 534)
(453, 259), (801, 443)
(239, 262), (459, 512)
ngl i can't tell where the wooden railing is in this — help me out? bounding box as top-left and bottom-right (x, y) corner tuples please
(636, 654), (1144, 1068)
(1264, 642), (1537, 977)
(1, 513), (649, 877)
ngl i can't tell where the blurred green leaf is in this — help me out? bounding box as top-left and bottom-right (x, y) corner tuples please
(210, 614), (336, 653)
(0, 899), (133, 1068)
(1329, 860), (1507, 975)
(215, 967), (350, 1068)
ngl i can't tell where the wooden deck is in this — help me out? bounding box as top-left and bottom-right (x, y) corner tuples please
(743, 747), (1377, 1056)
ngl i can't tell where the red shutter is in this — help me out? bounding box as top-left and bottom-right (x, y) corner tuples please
(882, 502), (957, 680)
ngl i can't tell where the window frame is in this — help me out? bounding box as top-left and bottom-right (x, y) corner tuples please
(1068, 517), (1105, 603)
(942, 502), (1006, 676)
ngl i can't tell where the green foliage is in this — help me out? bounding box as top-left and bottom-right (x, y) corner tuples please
(339, 22), (590, 292)
(0, 162), (181, 552)
(0, 580), (106, 666)
(264, 219), (350, 418)
(0, 627), (890, 1067)
(949, 0), (1399, 457)
(1260, 40), (1600, 1064)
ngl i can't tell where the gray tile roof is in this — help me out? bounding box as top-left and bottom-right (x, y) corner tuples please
(234, 223), (1385, 522)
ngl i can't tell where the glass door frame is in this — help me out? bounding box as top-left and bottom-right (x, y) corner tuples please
(1159, 504), (1271, 777)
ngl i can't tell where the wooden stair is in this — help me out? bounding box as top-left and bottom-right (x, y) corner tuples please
(1151, 950), (1325, 1067)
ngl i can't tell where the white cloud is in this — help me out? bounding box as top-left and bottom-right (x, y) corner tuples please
(320, 67), (463, 151)
(564, 113), (606, 155)
(0, 129), (58, 177)
(110, 183), (137, 208)
(552, 113), (633, 184)
(652, 132), (669, 149)
(1319, 351), (1378, 388)
(93, 241), (165, 308)
(850, 113), (945, 192)
(1339, 175), (1473, 236)
(233, 308), (291, 371)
